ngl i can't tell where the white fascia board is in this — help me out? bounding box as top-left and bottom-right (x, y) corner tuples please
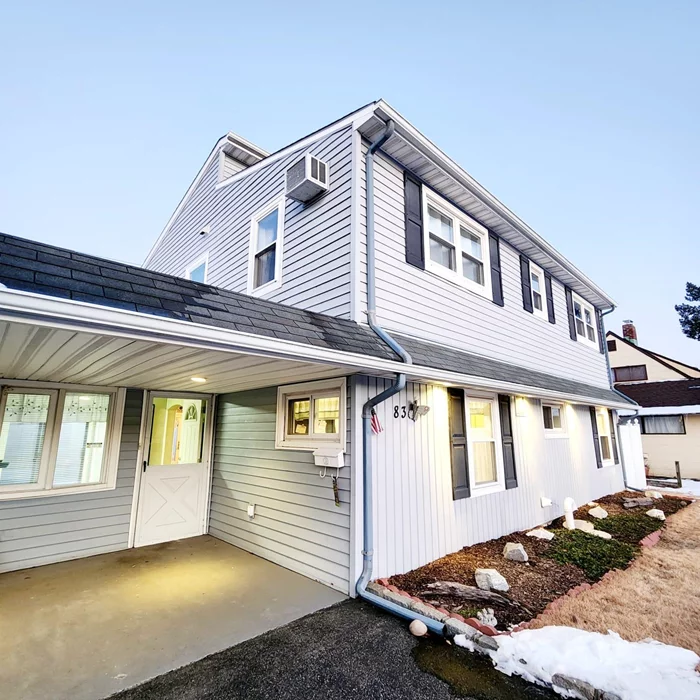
(224, 131), (269, 160)
(373, 101), (615, 309)
(214, 104), (378, 192)
(619, 405), (700, 416)
(0, 289), (630, 409)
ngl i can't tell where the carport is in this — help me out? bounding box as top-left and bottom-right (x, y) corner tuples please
(0, 535), (344, 700)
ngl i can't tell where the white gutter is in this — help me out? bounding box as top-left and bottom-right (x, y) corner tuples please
(619, 405), (700, 416)
(0, 289), (632, 409)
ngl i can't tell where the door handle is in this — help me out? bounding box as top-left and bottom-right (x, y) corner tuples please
(143, 460), (147, 472)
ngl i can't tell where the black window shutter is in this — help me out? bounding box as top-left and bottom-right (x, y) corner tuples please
(404, 172), (425, 270)
(544, 272), (556, 324)
(589, 406), (603, 468)
(595, 309), (605, 354)
(608, 409), (619, 464)
(565, 287), (577, 341)
(447, 388), (470, 500)
(498, 395), (518, 490)
(489, 234), (504, 306)
(520, 256), (533, 312)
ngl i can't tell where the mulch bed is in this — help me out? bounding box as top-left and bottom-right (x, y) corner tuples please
(388, 491), (691, 631)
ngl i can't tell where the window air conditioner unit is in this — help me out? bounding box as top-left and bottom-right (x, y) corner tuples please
(285, 154), (329, 203)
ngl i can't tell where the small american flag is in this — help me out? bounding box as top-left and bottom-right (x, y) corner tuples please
(370, 408), (383, 435)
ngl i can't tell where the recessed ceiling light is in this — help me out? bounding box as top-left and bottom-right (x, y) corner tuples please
(190, 377), (207, 383)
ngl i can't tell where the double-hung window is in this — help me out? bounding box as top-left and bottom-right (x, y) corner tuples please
(0, 384), (125, 500)
(423, 191), (491, 298)
(572, 292), (597, 348)
(248, 199), (284, 295)
(468, 398), (502, 489)
(530, 263), (546, 319)
(612, 365), (648, 382)
(595, 408), (614, 464)
(276, 378), (346, 451)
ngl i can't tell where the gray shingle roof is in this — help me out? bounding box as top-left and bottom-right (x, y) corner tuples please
(0, 232), (628, 404)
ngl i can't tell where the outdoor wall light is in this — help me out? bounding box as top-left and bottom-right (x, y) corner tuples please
(190, 377), (207, 383)
(515, 396), (528, 417)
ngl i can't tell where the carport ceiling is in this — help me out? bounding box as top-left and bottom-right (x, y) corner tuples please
(0, 320), (352, 393)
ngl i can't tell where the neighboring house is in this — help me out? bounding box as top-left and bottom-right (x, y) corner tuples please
(0, 100), (639, 597)
(608, 322), (700, 479)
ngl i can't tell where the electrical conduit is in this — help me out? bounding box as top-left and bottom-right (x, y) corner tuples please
(355, 119), (445, 635)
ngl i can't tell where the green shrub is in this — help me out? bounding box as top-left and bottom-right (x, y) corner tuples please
(544, 529), (637, 580)
(595, 514), (661, 544)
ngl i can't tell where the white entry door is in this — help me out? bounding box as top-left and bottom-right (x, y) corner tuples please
(134, 392), (212, 548)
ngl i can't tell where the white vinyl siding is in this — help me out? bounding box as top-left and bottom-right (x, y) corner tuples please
(0, 389), (142, 574)
(354, 377), (623, 580)
(358, 149), (611, 388)
(147, 126), (355, 318)
(209, 386), (351, 593)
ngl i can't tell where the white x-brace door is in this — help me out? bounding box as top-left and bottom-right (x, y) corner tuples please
(133, 391), (213, 548)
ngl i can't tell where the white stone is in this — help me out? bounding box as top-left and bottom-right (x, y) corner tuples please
(477, 607), (498, 627)
(572, 519), (595, 533)
(503, 542), (529, 562)
(588, 506), (608, 519)
(526, 528), (554, 541)
(475, 568), (510, 592)
(645, 490), (663, 500)
(590, 529), (613, 540)
(409, 619), (428, 637)
(646, 508), (666, 521)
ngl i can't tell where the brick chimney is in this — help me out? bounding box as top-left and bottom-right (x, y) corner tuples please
(622, 320), (638, 345)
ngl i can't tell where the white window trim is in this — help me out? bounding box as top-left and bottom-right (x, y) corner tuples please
(0, 380), (126, 501)
(422, 189), (492, 300)
(275, 378), (346, 451)
(185, 252), (209, 283)
(247, 198), (285, 297)
(572, 291), (598, 349)
(530, 262), (548, 321)
(542, 401), (567, 438)
(465, 391), (505, 497)
(596, 407), (615, 466)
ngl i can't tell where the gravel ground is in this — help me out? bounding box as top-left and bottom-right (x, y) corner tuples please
(109, 599), (552, 700)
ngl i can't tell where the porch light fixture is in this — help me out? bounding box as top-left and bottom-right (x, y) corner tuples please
(515, 396), (528, 417)
(190, 377), (207, 383)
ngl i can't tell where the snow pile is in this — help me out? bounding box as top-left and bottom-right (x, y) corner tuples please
(663, 479), (700, 497)
(455, 626), (700, 700)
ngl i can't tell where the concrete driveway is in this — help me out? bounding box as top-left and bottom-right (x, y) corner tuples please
(111, 599), (556, 700)
(0, 536), (344, 700)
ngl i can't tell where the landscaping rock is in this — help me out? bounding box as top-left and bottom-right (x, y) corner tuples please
(588, 506), (608, 519)
(623, 497), (653, 509)
(574, 519), (595, 533)
(503, 542), (529, 562)
(646, 508), (666, 521)
(645, 490), (663, 499)
(473, 633), (500, 652)
(551, 673), (621, 700)
(526, 528), (554, 540)
(444, 617), (480, 639)
(474, 568), (510, 592)
(476, 608), (498, 627)
(590, 529), (613, 540)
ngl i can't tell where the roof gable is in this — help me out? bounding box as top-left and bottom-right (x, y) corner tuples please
(606, 331), (693, 380)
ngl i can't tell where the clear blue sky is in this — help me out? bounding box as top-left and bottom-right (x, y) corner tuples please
(1, 1), (698, 365)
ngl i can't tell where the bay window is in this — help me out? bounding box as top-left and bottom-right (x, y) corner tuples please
(0, 384), (125, 500)
(423, 190), (491, 298)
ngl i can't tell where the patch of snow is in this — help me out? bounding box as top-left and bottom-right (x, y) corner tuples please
(658, 479), (700, 498)
(488, 626), (700, 700)
(454, 635), (475, 652)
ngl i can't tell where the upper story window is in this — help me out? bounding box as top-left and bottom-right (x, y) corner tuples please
(530, 263), (546, 319)
(572, 292), (597, 348)
(423, 190), (491, 298)
(0, 383), (125, 500)
(248, 199), (284, 295)
(613, 365), (648, 383)
(186, 253), (208, 283)
(275, 378), (346, 451)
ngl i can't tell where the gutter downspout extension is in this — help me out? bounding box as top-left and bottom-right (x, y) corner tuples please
(601, 306), (640, 490)
(355, 119), (445, 635)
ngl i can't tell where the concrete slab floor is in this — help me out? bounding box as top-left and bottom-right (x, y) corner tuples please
(0, 535), (345, 700)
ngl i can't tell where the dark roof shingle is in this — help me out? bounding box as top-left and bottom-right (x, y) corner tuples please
(614, 379), (700, 408)
(0, 232), (628, 404)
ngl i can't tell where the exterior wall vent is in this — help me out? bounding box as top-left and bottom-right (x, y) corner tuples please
(285, 154), (329, 203)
